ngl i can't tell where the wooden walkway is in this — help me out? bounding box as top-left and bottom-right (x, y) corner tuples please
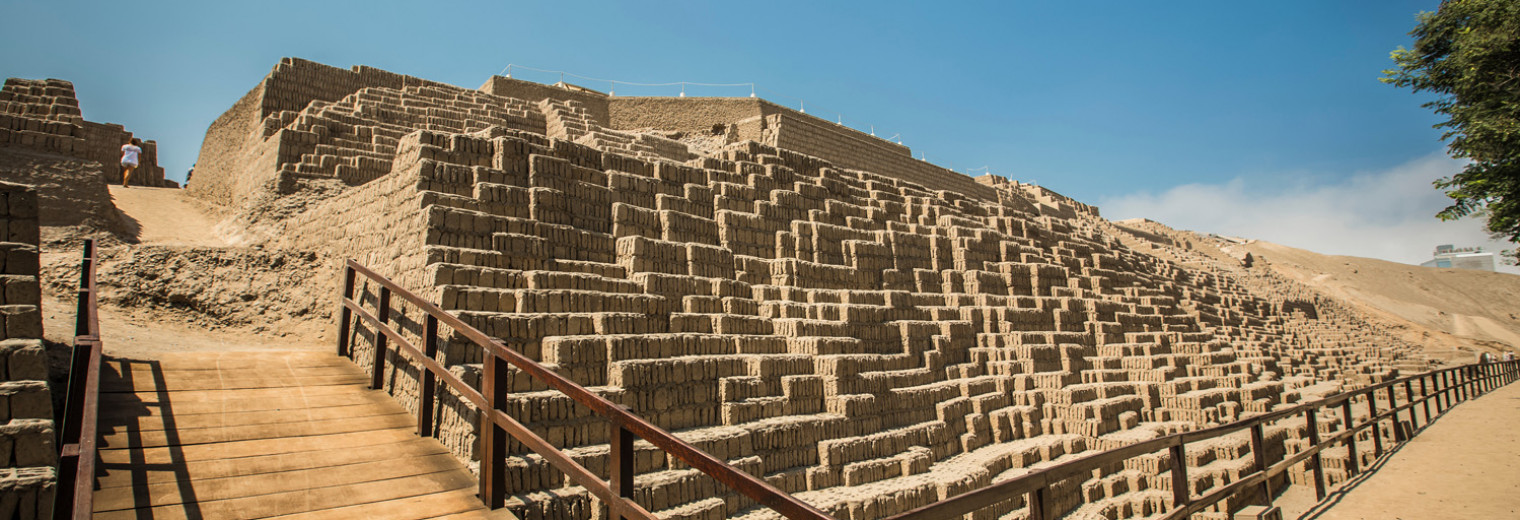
(93, 350), (508, 520)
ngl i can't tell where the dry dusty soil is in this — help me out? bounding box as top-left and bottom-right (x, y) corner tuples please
(42, 185), (329, 355)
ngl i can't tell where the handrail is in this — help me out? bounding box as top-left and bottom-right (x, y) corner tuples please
(885, 358), (1520, 520)
(55, 239), (103, 519)
(337, 259), (834, 520)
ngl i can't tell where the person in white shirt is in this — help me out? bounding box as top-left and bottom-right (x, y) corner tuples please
(120, 138), (143, 187)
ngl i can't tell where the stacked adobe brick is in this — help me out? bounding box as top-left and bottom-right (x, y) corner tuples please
(196, 59), (1433, 520)
(0, 78), (167, 188)
(0, 183), (55, 519)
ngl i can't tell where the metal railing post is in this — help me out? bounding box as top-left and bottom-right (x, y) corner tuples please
(1403, 380), (1417, 432)
(1387, 386), (1405, 443)
(1366, 392), (1383, 459)
(479, 352), (508, 509)
(1170, 444), (1190, 510)
(1340, 399), (1358, 476)
(1419, 376), (1431, 428)
(1305, 409), (1327, 500)
(1029, 485), (1049, 520)
(1441, 370), (1453, 411)
(372, 287), (391, 390)
(1250, 422), (1273, 504)
(337, 264), (356, 357)
(1461, 366), (1472, 401)
(419, 314), (438, 437)
(610, 417), (636, 520)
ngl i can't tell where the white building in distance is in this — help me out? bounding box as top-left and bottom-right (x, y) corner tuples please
(1421, 245), (1497, 272)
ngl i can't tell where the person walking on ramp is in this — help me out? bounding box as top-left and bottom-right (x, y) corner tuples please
(120, 138), (143, 187)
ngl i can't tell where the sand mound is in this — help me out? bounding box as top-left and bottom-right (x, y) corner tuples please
(1242, 240), (1520, 354)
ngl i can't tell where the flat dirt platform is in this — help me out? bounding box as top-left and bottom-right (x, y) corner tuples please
(1284, 376), (1520, 520)
(91, 350), (512, 519)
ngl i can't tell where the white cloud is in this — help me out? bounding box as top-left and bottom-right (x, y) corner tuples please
(1097, 153), (1519, 274)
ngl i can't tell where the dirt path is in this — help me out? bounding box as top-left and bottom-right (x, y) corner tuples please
(1283, 376), (1520, 520)
(42, 294), (323, 357)
(109, 186), (226, 246)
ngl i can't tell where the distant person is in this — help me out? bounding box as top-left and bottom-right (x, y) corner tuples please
(186, 163), (194, 188)
(120, 138), (143, 188)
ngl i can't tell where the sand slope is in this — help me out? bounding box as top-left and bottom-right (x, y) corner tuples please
(1242, 240), (1520, 355)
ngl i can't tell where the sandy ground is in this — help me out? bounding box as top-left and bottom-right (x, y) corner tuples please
(108, 185), (227, 246)
(1242, 241), (1520, 357)
(42, 292), (323, 358)
(1275, 376), (1520, 520)
(42, 186), (325, 355)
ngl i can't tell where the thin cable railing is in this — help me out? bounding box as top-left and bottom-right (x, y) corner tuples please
(55, 239), (103, 519)
(337, 259), (833, 519)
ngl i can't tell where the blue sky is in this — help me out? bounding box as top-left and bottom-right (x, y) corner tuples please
(3, 0), (1511, 269)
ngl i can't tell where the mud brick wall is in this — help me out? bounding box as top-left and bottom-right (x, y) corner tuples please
(608, 97), (765, 139)
(0, 79), (82, 123)
(0, 148), (119, 231)
(0, 114), (84, 157)
(192, 58), (399, 205)
(602, 94), (1000, 202)
(74, 121), (165, 187)
(196, 59), (1428, 520)
(0, 78), (166, 187)
(190, 86), (266, 205)
(0, 182), (55, 519)
(478, 76), (610, 127)
(195, 60), (545, 207)
(757, 101), (998, 201)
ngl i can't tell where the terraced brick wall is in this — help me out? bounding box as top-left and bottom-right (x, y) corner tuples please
(0, 182), (55, 519)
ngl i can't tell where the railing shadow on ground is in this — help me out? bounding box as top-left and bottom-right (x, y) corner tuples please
(337, 258), (1520, 520)
(55, 238), (205, 519)
(93, 357), (204, 520)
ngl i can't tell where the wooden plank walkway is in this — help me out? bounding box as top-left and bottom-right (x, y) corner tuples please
(93, 350), (512, 520)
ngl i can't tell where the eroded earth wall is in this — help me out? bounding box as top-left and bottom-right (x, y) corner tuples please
(198, 59), (1433, 520)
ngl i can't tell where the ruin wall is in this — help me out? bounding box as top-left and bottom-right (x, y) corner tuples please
(758, 101), (998, 201)
(604, 94), (1001, 201)
(0, 148), (120, 231)
(0, 182), (55, 519)
(0, 78), (166, 188)
(203, 59), (1428, 520)
(479, 75), (611, 126)
(608, 96), (765, 138)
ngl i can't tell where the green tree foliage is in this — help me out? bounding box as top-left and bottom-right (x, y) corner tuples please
(1383, 0), (1520, 261)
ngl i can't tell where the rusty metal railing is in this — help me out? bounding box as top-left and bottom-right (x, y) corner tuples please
(337, 259), (834, 520)
(55, 239), (103, 519)
(884, 358), (1520, 520)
